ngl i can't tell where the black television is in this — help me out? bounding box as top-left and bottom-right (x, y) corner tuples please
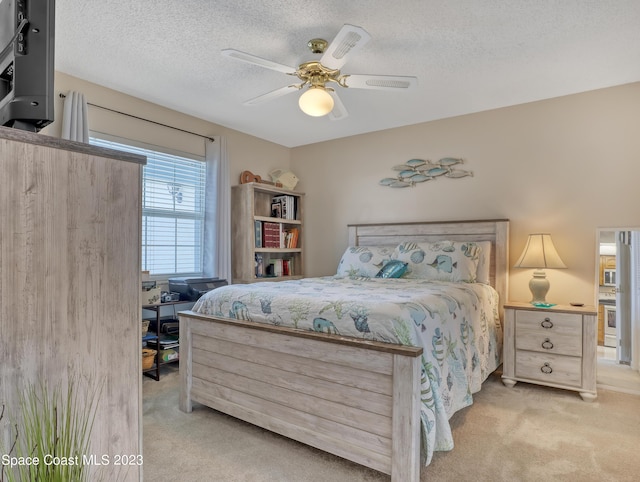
(0, 0), (55, 132)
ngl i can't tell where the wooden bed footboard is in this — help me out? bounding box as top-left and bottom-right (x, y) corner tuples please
(179, 311), (423, 481)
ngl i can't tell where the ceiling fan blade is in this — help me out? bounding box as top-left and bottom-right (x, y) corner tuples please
(328, 91), (349, 121)
(222, 49), (296, 74)
(320, 24), (371, 70)
(342, 74), (418, 91)
(243, 85), (299, 106)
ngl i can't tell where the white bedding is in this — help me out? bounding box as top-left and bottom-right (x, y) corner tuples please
(193, 276), (502, 465)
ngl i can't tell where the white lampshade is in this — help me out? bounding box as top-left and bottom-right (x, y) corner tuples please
(514, 234), (567, 269)
(514, 233), (566, 305)
(298, 87), (334, 117)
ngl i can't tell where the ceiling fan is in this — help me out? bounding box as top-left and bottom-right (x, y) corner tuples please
(222, 24), (418, 120)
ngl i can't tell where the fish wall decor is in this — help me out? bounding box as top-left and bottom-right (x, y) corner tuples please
(379, 157), (473, 188)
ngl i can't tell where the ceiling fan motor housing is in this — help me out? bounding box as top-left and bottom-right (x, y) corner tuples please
(296, 61), (342, 89)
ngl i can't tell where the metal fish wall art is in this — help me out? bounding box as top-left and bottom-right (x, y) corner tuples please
(379, 157), (473, 188)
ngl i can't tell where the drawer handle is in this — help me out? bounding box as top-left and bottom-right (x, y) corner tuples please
(540, 363), (553, 374)
(541, 338), (554, 350)
(540, 318), (553, 329)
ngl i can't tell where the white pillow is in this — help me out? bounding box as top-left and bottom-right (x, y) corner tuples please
(336, 245), (395, 278)
(392, 241), (482, 282)
(475, 241), (492, 284)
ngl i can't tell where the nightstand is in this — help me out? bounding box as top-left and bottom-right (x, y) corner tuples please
(502, 302), (598, 401)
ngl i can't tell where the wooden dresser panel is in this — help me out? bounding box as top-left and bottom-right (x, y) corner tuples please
(0, 128), (145, 481)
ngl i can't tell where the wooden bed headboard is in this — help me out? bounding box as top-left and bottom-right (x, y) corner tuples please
(347, 219), (510, 318)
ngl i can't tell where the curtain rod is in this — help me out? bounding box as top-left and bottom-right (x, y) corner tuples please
(59, 93), (215, 142)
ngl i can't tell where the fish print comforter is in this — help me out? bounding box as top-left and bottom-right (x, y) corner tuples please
(192, 276), (502, 466)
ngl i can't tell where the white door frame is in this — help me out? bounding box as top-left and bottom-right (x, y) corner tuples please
(616, 231), (631, 363)
(631, 231), (640, 371)
(596, 227), (639, 371)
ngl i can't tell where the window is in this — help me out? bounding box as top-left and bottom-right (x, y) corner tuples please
(90, 136), (207, 278)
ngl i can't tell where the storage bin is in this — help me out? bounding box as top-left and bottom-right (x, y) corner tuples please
(142, 348), (156, 370)
(141, 287), (161, 305)
(160, 348), (178, 362)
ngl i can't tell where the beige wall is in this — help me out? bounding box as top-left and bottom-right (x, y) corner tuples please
(45, 72), (291, 183)
(291, 82), (640, 306)
(46, 74), (640, 306)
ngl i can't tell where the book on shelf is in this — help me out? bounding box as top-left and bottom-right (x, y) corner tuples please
(262, 222), (281, 248)
(263, 258), (294, 277)
(255, 221), (299, 249)
(267, 259), (286, 277)
(271, 195), (297, 220)
(254, 220), (262, 248)
(267, 259), (279, 277)
(282, 227), (299, 248)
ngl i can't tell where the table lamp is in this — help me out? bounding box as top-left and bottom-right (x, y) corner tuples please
(514, 233), (567, 306)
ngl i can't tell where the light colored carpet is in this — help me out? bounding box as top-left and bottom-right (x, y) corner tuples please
(143, 367), (640, 481)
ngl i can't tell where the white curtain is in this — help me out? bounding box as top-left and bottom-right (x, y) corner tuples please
(204, 136), (232, 283)
(61, 91), (89, 142)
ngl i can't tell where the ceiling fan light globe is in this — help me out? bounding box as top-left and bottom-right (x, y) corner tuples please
(298, 87), (334, 117)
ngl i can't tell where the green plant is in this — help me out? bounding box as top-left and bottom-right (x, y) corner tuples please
(1, 377), (101, 482)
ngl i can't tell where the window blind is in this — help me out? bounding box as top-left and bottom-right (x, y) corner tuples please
(90, 137), (206, 278)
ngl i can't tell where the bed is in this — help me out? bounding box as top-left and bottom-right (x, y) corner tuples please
(179, 219), (509, 481)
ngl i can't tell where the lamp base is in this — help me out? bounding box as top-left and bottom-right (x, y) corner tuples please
(529, 269), (550, 304)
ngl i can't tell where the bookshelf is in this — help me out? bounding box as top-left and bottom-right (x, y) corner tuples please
(232, 182), (304, 283)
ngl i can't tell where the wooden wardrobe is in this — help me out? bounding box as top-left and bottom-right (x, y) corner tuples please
(0, 127), (144, 481)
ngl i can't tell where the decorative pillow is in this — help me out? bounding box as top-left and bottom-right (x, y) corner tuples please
(392, 241), (482, 282)
(475, 241), (492, 284)
(375, 260), (408, 278)
(336, 245), (395, 278)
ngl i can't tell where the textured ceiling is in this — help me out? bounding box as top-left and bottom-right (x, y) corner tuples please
(54, 1), (640, 147)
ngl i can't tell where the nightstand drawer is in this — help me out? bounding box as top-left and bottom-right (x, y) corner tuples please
(515, 329), (582, 356)
(515, 351), (582, 387)
(515, 310), (582, 335)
